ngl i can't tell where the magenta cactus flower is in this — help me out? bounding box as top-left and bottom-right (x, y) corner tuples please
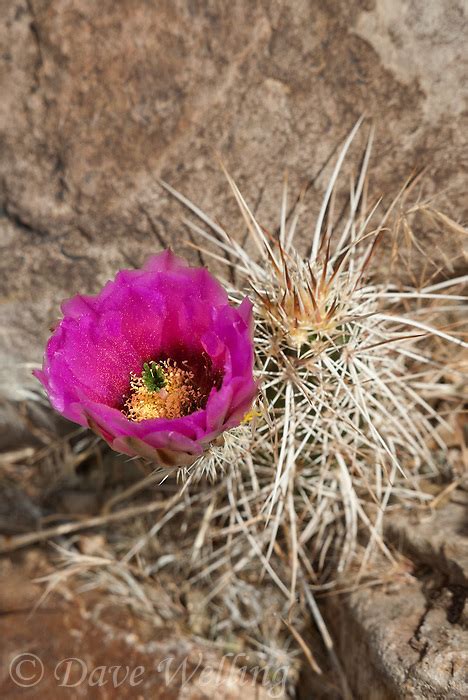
(34, 251), (257, 467)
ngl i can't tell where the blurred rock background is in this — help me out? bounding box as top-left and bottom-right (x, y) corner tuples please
(1, 0), (467, 397)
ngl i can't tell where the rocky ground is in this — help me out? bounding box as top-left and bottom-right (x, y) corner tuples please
(0, 482), (467, 698)
(0, 0), (467, 697)
(0, 553), (281, 699)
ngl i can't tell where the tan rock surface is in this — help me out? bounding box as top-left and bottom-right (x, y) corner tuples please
(1, 0), (467, 396)
(385, 499), (468, 587)
(327, 573), (468, 699)
(0, 561), (285, 699)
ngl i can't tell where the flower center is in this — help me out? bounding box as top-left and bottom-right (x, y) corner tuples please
(123, 359), (204, 422)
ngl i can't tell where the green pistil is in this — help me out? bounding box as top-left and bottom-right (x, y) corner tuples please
(142, 361), (167, 392)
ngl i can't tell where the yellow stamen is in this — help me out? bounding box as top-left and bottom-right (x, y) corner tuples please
(123, 360), (203, 422)
(242, 408), (262, 424)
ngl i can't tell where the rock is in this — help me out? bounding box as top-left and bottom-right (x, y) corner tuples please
(0, 567), (286, 699)
(384, 500), (468, 587)
(0, 0), (467, 398)
(354, 0), (468, 120)
(325, 571), (468, 699)
(0, 569), (41, 613)
(311, 495), (468, 699)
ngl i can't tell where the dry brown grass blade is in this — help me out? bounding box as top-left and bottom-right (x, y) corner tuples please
(282, 617), (322, 675)
(0, 490), (185, 554)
